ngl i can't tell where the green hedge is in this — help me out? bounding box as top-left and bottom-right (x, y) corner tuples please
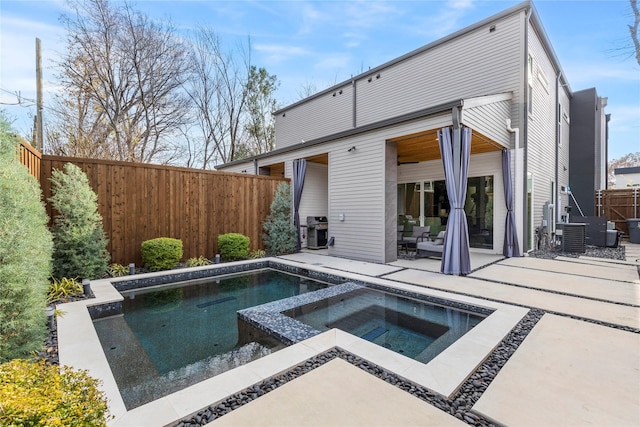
(141, 238), (183, 271)
(218, 233), (250, 261)
(0, 113), (53, 362)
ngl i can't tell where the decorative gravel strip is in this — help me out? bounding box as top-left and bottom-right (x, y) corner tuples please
(173, 310), (543, 427)
(528, 245), (625, 260)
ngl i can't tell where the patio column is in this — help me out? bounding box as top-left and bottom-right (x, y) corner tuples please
(292, 159), (307, 251)
(502, 149), (521, 257)
(437, 125), (472, 275)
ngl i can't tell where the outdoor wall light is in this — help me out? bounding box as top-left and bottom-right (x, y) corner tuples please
(333, 92), (337, 97)
(339, 89), (343, 94)
(368, 77), (372, 82)
(347, 146), (356, 152)
(376, 73), (381, 79)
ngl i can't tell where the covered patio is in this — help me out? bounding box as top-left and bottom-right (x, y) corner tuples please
(390, 92), (521, 274)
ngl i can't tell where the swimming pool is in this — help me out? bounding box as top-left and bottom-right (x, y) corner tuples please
(94, 269), (327, 409)
(58, 259), (528, 425)
(284, 287), (485, 363)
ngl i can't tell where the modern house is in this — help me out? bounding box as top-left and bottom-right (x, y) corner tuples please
(614, 167), (640, 188)
(569, 88), (610, 216)
(217, 1), (608, 269)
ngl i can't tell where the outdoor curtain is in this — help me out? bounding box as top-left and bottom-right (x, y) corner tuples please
(437, 126), (472, 275)
(292, 159), (307, 251)
(502, 149), (520, 257)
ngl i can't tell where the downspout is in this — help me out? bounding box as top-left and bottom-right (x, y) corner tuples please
(522, 5), (532, 251)
(253, 158), (258, 175)
(506, 119), (523, 256)
(554, 71), (561, 231)
(352, 79), (357, 128)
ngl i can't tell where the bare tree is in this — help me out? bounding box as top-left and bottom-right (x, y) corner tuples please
(630, 0), (640, 66)
(185, 28), (252, 168)
(49, 0), (190, 163)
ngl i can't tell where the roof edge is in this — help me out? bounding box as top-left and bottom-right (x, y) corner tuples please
(218, 99), (463, 169)
(274, 1), (532, 115)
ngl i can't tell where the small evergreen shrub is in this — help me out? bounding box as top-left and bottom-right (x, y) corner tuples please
(0, 112), (53, 362)
(49, 163), (109, 280)
(0, 359), (110, 426)
(218, 233), (250, 261)
(262, 182), (297, 255)
(141, 238), (183, 271)
(46, 277), (83, 304)
(185, 256), (210, 267)
(107, 263), (129, 277)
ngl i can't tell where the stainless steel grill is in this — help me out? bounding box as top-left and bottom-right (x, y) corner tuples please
(307, 216), (328, 249)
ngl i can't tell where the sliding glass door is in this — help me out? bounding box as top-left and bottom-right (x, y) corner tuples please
(398, 176), (494, 249)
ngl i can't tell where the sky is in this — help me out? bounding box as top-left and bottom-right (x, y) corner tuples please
(0, 0), (638, 161)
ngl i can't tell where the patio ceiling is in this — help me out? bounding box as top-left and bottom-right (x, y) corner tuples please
(391, 128), (504, 164)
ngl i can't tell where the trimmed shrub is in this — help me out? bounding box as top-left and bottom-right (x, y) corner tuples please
(185, 256), (210, 267)
(141, 238), (183, 270)
(0, 359), (110, 426)
(49, 163), (109, 280)
(262, 182), (297, 255)
(0, 113), (53, 362)
(218, 233), (250, 261)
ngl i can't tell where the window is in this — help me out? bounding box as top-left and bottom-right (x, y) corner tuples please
(537, 69), (549, 93)
(558, 104), (562, 147)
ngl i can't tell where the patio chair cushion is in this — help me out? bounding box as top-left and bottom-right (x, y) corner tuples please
(416, 230), (445, 255)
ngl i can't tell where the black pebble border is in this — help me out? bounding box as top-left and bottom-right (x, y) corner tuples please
(172, 309), (545, 427)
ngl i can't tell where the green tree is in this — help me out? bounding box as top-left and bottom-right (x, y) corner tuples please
(49, 163), (109, 280)
(0, 111), (53, 362)
(238, 66), (279, 159)
(262, 182), (297, 255)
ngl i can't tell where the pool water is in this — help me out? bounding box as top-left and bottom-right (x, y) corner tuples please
(284, 288), (485, 363)
(94, 269), (327, 409)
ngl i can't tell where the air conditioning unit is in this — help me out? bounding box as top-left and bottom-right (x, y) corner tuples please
(561, 223), (585, 253)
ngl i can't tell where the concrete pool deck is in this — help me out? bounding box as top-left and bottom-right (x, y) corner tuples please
(57, 244), (640, 426)
(208, 245), (640, 427)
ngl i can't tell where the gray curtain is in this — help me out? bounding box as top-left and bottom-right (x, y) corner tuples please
(292, 159), (307, 251)
(438, 126), (472, 275)
(502, 149), (520, 257)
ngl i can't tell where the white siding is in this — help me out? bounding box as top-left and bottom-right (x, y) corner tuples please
(398, 151), (506, 254)
(462, 99), (512, 148)
(275, 83), (353, 149)
(527, 25), (558, 232)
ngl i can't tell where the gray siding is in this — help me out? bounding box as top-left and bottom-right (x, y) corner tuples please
(462, 99), (512, 148)
(275, 83), (353, 149)
(558, 86), (571, 220)
(526, 24), (558, 232)
(274, 10), (526, 152)
(356, 11), (524, 129)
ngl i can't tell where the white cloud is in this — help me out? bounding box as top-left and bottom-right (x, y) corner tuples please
(254, 43), (310, 64)
(313, 54), (352, 72)
(563, 62), (640, 87)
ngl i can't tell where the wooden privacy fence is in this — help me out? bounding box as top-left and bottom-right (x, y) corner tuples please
(18, 140), (41, 179)
(38, 155), (287, 265)
(595, 188), (640, 235)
